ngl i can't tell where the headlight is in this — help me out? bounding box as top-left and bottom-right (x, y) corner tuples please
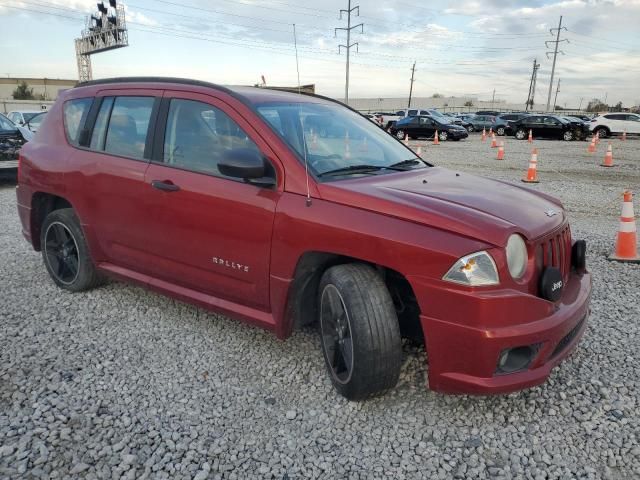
(506, 234), (527, 279)
(443, 251), (499, 286)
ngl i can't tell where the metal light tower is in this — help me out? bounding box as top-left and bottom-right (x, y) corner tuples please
(75, 0), (129, 82)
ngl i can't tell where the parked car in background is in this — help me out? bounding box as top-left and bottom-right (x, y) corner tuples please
(491, 113), (529, 136)
(475, 110), (501, 116)
(390, 115), (469, 141)
(467, 114), (496, 132)
(589, 113), (640, 138)
(456, 113), (476, 122)
(22, 111), (47, 133)
(508, 114), (587, 141)
(7, 111), (44, 126)
(443, 113), (473, 132)
(0, 113), (29, 171)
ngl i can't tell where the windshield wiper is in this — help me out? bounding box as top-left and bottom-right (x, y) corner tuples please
(388, 158), (427, 169)
(318, 164), (405, 178)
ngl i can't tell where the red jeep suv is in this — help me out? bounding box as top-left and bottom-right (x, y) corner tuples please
(16, 78), (592, 400)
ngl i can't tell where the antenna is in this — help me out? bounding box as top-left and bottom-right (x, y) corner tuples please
(300, 107), (312, 207)
(293, 24), (301, 95)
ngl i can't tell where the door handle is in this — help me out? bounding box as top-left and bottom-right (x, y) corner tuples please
(151, 180), (180, 192)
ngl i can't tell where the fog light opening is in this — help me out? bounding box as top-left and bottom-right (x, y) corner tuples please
(497, 345), (536, 374)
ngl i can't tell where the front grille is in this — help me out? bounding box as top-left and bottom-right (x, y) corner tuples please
(551, 317), (585, 358)
(538, 224), (572, 283)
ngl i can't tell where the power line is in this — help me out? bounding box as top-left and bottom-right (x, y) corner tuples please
(545, 15), (568, 111)
(335, 0), (363, 104)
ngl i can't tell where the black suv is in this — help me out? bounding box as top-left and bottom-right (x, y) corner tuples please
(508, 114), (588, 141)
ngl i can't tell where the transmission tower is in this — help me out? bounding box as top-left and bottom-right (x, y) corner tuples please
(545, 16), (568, 111)
(335, 0), (363, 104)
(525, 58), (540, 111)
(74, 0), (129, 82)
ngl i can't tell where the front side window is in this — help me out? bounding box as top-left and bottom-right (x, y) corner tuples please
(256, 102), (427, 181)
(104, 96), (154, 159)
(628, 115), (640, 122)
(63, 98), (93, 145)
(162, 99), (260, 179)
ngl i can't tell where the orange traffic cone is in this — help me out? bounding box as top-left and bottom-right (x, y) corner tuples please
(403, 133), (409, 146)
(344, 132), (351, 159)
(496, 141), (505, 160)
(609, 191), (639, 263)
(481, 128), (486, 142)
(433, 131), (440, 145)
(416, 145), (422, 158)
(490, 132), (497, 148)
(528, 129), (533, 143)
(601, 142), (614, 167)
(359, 136), (368, 152)
(522, 148), (539, 183)
(587, 135), (596, 153)
(621, 130), (627, 141)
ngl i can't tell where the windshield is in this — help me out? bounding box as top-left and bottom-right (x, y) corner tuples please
(256, 102), (427, 180)
(28, 113), (46, 126)
(0, 114), (16, 131)
(22, 112), (40, 122)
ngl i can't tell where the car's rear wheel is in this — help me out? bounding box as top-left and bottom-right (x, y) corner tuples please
(318, 264), (401, 400)
(595, 127), (609, 138)
(41, 208), (104, 292)
(438, 130), (448, 141)
(563, 130), (574, 141)
(496, 126), (505, 136)
(466, 125), (474, 133)
(515, 128), (527, 140)
(395, 129), (405, 140)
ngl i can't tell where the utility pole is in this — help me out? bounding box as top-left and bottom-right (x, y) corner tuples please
(553, 78), (561, 111)
(335, 0), (363, 105)
(408, 61), (416, 108)
(525, 58), (540, 111)
(491, 89), (496, 109)
(545, 15), (568, 111)
(578, 97), (584, 111)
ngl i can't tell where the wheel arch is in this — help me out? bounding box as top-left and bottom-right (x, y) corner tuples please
(30, 192), (74, 251)
(282, 251), (423, 341)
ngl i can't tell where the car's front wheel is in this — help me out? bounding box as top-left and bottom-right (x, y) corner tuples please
(395, 129), (406, 140)
(515, 128), (527, 140)
(438, 130), (448, 141)
(318, 264), (401, 400)
(595, 127), (609, 138)
(41, 208), (104, 292)
(496, 126), (505, 136)
(466, 125), (474, 133)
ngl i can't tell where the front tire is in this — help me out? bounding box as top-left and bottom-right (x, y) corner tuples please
(318, 264), (401, 400)
(438, 131), (448, 141)
(496, 126), (505, 136)
(41, 208), (104, 292)
(515, 128), (527, 140)
(395, 129), (405, 140)
(595, 127), (609, 139)
(466, 125), (474, 133)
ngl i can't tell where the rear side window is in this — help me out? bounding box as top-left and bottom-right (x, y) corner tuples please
(63, 98), (93, 145)
(604, 114), (625, 120)
(90, 97), (115, 150)
(104, 97), (154, 159)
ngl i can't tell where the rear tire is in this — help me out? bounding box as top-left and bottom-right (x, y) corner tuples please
(496, 126), (505, 136)
(563, 130), (574, 141)
(41, 208), (104, 292)
(318, 264), (401, 400)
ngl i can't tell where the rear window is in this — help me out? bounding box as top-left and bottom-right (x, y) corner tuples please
(63, 98), (93, 145)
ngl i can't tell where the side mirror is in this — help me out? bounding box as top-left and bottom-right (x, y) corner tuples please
(219, 148), (274, 186)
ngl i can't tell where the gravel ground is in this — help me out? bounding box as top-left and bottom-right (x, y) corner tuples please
(1, 136), (639, 479)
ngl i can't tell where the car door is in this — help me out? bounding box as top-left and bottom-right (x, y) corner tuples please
(418, 117), (435, 138)
(625, 114), (640, 134)
(66, 91), (162, 270)
(141, 91), (281, 310)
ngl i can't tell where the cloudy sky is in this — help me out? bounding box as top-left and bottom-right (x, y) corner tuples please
(0, 0), (639, 107)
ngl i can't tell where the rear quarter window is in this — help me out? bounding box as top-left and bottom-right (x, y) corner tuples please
(63, 98), (93, 145)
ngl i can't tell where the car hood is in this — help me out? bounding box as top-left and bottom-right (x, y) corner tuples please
(317, 167), (566, 247)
